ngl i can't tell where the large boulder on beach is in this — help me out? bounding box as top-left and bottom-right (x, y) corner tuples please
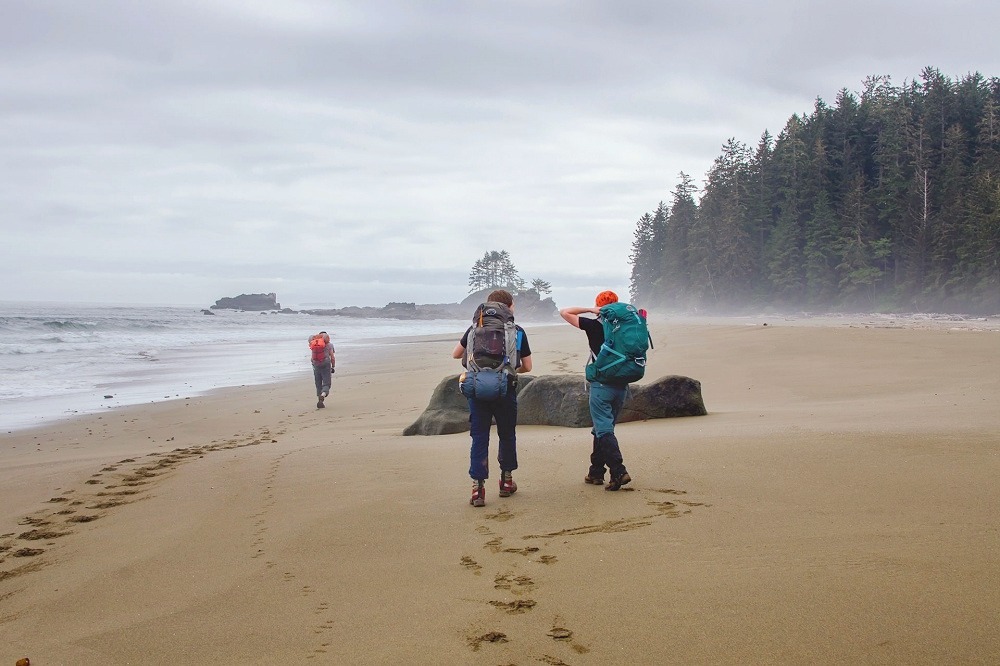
(402, 375), (537, 436)
(402, 375), (470, 436)
(618, 375), (708, 421)
(515, 375), (593, 427)
(403, 373), (705, 435)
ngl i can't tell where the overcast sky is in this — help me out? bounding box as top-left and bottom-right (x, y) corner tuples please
(3, 1), (999, 309)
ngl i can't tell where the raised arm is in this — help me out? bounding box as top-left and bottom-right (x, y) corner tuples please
(559, 306), (599, 329)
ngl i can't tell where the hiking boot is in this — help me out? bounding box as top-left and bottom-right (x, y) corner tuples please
(316, 399), (325, 409)
(499, 471), (517, 497)
(605, 472), (632, 491)
(584, 474), (605, 485)
(470, 480), (486, 507)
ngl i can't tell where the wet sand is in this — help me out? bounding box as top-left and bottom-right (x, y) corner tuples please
(2, 315), (999, 664)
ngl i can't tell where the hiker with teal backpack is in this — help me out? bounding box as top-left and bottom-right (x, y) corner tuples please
(452, 289), (532, 507)
(559, 290), (651, 491)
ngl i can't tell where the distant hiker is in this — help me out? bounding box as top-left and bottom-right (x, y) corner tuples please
(452, 289), (532, 507)
(560, 290), (650, 490)
(308, 331), (336, 409)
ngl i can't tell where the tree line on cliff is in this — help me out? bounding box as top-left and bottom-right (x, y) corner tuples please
(629, 67), (1000, 314)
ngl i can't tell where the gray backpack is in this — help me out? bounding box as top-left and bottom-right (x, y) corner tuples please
(460, 301), (518, 400)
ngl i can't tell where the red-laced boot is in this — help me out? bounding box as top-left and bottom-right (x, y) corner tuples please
(470, 480), (486, 507)
(499, 471), (517, 497)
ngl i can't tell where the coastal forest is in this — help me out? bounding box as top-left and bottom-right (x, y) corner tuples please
(629, 67), (1000, 314)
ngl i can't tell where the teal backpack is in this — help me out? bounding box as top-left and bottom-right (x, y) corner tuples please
(585, 302), (650, 384)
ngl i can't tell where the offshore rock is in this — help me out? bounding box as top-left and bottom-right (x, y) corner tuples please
(211, 293), (280, 311)
(302, 289), (559, 322)
(403, 374), (705, 435)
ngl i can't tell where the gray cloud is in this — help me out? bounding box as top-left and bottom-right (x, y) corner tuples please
(3, 0), (999, 308)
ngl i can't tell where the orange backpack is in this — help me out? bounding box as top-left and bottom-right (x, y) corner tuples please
(309, 336), (327, 364)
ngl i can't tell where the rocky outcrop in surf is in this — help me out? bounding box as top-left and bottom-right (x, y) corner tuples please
(211, 293), (280, 311)
(302, 288), (558, 322)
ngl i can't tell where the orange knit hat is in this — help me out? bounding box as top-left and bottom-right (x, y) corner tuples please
(595, 290), (618, 307)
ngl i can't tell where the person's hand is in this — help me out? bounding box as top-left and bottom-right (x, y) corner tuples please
(331, 367), (336, 374)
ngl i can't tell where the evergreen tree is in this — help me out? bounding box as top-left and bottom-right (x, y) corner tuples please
(862, 74), (910, 295)
(974, 92), (1000, 175)
(928, 122), (971, 302)
(530, 278), (552, 295)
(967, 173), (1000, 310)
(626, 68), (1000, 313)
(834, 173), (882, 307)
(661, 173), (698, 307)
(468, 250), (524, 292)
(696, 138), (754, 308)
(803, 191), (840, 304)
(647, 201), (669, 296)
(765, 116), (808, 303)
(746, 131), (777, 296)
(628, 212), (656, 303)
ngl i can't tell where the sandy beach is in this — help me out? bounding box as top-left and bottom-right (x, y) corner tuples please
(2, 315), (1000, 664)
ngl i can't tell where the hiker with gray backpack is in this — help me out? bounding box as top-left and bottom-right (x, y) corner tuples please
(452, 289), (532, 507)
(559, 290), (651, 491)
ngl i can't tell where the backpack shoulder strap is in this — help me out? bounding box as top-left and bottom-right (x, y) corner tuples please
(503, 320), (517, 374)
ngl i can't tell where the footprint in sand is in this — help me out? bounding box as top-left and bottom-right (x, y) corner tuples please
(18, 516), (49, 527)
(0, 558), (45, 584)
(502, 546), (540, 556)
(494, 572), (534, 594)
(485, 507), (515, 522)
(489, 599), (536, 614)
(460, 556), (483, 574)
(549, 626), (572, 641)
(18, 528), (70, 541)
(66, 514), (101, 523)
(482, 532), (542, 557)
(467, 631), (509, 652)
(549, 619), (590, 655)
(88, 500), (126, 510)
(3, 427), (281, 593)
(459, 488), (703, 660)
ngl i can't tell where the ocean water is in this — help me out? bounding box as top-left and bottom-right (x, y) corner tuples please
(0, 302), (467, 432)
